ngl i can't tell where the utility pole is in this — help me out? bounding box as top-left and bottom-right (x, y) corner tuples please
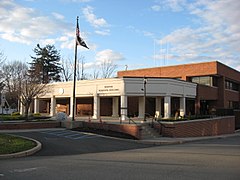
(143, 77), (147, 121)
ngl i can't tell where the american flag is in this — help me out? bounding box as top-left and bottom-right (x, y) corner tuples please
(76, 20), (89, 49)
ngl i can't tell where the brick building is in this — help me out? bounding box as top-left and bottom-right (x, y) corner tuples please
(118, 61), (240, 115)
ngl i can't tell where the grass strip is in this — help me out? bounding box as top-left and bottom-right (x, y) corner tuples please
(0, 134), (36, 155)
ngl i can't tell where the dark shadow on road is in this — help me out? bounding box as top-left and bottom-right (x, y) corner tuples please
(12, 131), (154, 157)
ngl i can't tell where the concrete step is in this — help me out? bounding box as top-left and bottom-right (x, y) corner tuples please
(141, 124), (161, 139)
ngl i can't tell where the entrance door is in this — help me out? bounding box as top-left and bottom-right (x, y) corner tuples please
(200, 100), (209, 115)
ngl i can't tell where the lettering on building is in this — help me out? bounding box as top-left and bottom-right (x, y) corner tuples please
(98, 85), (119, 93)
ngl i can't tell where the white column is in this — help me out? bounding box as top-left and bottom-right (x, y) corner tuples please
(164, 96), (171, 118)
(92, 93), (100, 119)
(112, 97), (119, 117)
(138, 97), (144, 119)
(19, 98), (24, 115)
(120, 95), (128, 121)
(69, 96), (74, 117)
(155, 97), (162, 119)
(34, 98), (39, 114)
(50, 96), (56, 116)
(180, 97), (186, 117)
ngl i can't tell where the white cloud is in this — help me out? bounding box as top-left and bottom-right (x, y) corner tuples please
(80, 49), (124, 70)
(0, 0), (71, 45)
(151, 5), (161, 12)
(152, 0), (186, 12)
(95, 29), (110, 36)
(95, 49), (124, 63)
(40, 38), (56, 46)
(166, 0), (186, 12)
(83, 6), (108, 28)
(0, 0), (92, 51)
(127, 26), (155, 39)
(153, 0), (240, 71)
(52, 12), (65, 20)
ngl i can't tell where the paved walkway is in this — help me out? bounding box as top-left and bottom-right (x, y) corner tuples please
(139, 131), (240, 145)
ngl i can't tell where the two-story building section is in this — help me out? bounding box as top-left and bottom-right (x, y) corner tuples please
(118, 61), (240, 115)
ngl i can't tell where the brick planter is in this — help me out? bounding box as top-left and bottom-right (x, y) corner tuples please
(154, 116), (235, 138)
(0, 121), (61, 130)
(81, 122), (142, 140)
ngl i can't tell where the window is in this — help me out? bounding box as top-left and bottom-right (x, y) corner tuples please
(191, 76), (213, 86)
(228, 101), (239, 109)
(225, 80), (239, 91)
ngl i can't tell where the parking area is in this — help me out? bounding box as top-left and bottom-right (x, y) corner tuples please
(9, 129), (153, 157)
(39, 129), (98, 140)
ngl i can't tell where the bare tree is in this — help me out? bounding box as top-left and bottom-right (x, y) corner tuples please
(61, 57), (73, 82)
(1, 60), (48, 118)
(0, 50), (6, 92)
(20, 76), (48, 119)
(76, 55), (87, 80)
(0, 49), (6, 65)
(1, 61), (28, 109)
(100, 60), (118, 78)
(61, 55), (87, 81)
(93, 68), (100, 79)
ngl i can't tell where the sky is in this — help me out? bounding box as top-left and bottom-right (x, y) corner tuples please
(0, 0), (240, 75)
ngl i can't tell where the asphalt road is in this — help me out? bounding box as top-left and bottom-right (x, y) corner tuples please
(6, 129), (153, 156)
(0, 129), (240, 180)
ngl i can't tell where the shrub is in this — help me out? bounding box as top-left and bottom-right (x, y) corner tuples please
(11, 112), (20, 116)
(33, 113), (41, 117)
(0, 115), (24, 120)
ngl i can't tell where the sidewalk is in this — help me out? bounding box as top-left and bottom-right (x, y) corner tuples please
(138, 130), (240, 145)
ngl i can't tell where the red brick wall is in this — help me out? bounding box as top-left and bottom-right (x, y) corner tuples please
(234, 110), (240, 129)
(197, 85), (218, 100)
(225, 90), (239, 102)
(0, 122), (61, 130)
(154, 116), (235, 138)
(82, 122), (142, 139)
(217, 62), (240, 82)
(118, 61), (240, 83)
(118, 61), (218, 79)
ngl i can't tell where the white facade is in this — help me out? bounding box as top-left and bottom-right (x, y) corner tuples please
(32, 77), (197, 120)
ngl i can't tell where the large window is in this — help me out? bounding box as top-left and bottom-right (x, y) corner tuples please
(228, 101), (239, 109)
(191, 76), (213, 86)
(225, 80), (239, 91)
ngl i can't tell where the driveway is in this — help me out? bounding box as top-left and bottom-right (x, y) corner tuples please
(10, 129), (153, 156)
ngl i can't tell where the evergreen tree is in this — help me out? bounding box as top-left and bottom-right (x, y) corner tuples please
(29, 44), (62, 83)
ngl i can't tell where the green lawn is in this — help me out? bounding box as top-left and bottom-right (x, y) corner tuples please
(0, 134), (36, 154)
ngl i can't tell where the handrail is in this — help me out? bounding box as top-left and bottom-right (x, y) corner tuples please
(155, 119), (162, 134)
(128, 117), (137, 125)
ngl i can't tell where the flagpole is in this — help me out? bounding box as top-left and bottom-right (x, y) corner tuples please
(72, 16), (79, 122)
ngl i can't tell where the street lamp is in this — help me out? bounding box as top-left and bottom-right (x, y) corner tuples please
(141, 77), (147, 122)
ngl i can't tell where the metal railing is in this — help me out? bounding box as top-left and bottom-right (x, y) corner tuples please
(128, 117), (137, 124)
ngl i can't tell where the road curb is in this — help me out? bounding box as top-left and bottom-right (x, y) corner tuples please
(0, 135), (42, 159)
(73, 129), (240, 146)
(133, 131), (240, 146)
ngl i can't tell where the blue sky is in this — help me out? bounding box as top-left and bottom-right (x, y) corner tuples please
(0, 0), (240, 75)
